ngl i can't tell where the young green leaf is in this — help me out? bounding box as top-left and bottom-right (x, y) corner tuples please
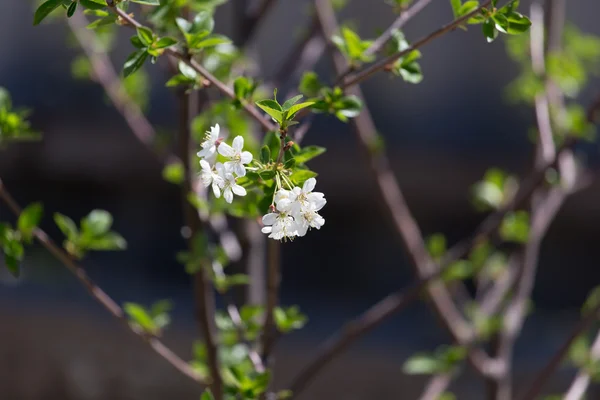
(285, 101), (316, 120)
(86, 232), (127, 250)
(256, 100), (284, 125)
(282, 95), (304, 111)
(82, 210), (113, 236)
(80, 0), (107, 10)
(124, 302), (156, 332)
(136, 26), (155, 47)
(403, 354), (444, 375)
(18, 202), (43, 242)
(293, 146), (326, 164)
(154, 37), (178, 49)
(162, 162), (185, 185)
(201, 390), (216, 400)
(33, 0), (62, 25)
(299, 71), (324, 97)
(67, 1), (78, 18)
(123, 50), (148, 78)
(54, 213), (79, 240)
(260, 145), (271, 164)
(131, 0), (160, 5)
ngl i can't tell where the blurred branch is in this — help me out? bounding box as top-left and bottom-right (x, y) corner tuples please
(564, 329), (600, 400)
(0, 178), (205, 385)
(178, 90), (223, 399)
(261, 238), (280, 364)
(66, 12), (159, 156)
(419, 374), (452, 400)
(516, 304), (600, 400)
(341, 1), (492, 88)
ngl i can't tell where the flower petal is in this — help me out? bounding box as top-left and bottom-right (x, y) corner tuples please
(212, 182), (221, 197)
(240, 151), (253, 164)
(232, 136), (244, 152)
(303, 178), (316, 193)
(211, 123), (220, 140)
(234, 163), (246, 177)
(218, 142), (235, 157)
(262, 213), (278, 225)
(223, 187), (233, 203)
(232, 184), (247, 196)
(199, 159), (211, 171)
(261, 226), (273, 234)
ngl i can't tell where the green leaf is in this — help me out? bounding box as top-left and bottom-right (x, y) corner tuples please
(131, 0), (160, 5)
(285, 101), (316, 120)
(123, 50), (148, 78)
(450, 0), (462, 18)
(282, 95), (303, 111)
(124, 303), (156, 332)
(67, 1), (77, 18)
(86, 233), (127, 250)
(457, 1), (479, 17)
(33, 0), (62, 25)
(201, 390), (215, 400)
(426, 233), (446, 260)
(499, 211), (529, 243)
(403, 354), (443, 375)
(86, 13), (117, 29)
(54, 213), (79, 240)
(18, 202), (43, 242)
(336, 95), (363, 119)
(190, 34), (231, 49)
(482, 18), (499, 43)
(79, 0), (107, 10)
(256, 99), (284, 125)
(294, 146), (326, 164)
(299, 72), (323, 97)
(82, 210), (113, 236)
(504, 11), (532, 35)
(136, 26), (154, 47)
(154, 37), (178, 49)
(290, 169), (318, 186)
(192, 11), (214, 34)
(260, 145), (271, 164)
(162, 162), (185, 184)
(263, 131), (281, 161)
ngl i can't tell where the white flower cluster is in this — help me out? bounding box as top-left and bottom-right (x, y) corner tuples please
(197, 124), (252, 203)
(261, 178), (326, 241)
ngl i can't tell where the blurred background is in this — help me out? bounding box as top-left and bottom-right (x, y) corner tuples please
(1, 0), (600, 399)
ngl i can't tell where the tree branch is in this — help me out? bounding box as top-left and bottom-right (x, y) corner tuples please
(516, 304), (600, 400)
(261, 237), (280, 363)
(341, 1), (492, 89)
(564, 329), (600, 400)
(108, 4), (277, 133)
(0, 178), (204, 385)
(178, 90), (223, 398)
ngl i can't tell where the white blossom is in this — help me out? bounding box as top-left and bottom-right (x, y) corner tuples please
(262, 178), (326, 241)
(261, 211), (298, 240)
(219, 168), (247, 204)
(217, 135), (253, 177)
(197, 123), (221, 161)
(200, 160), (224, 197)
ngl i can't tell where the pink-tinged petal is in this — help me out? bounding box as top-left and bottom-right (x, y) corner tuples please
(234, 163), (246, 177)
(262, 213), (278, 225)
(218, 142), (235, 157)
(302, 178), (316, 193)
(240, 151), (253, 164)
(223, 188), (234, 203)
(232, 136), (244, 152)
(232, 184), (246, 196)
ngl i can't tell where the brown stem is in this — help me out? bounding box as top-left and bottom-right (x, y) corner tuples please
(564, 329), (600, 400)
(516, 304), (600, 400)
(178, 91), (223, 398)
(0, 178), (204, 385)
(341, 1), (492, 89)
(419, 374), (453, 400)
(261, 238), (280, 363)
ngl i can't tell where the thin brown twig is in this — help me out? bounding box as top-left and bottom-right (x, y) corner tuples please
(564, 329), (600, 400)
(0, 178), (204, 385)
(341, 1), (492, 89)
(419, 374), (453, 400)
(178, 90), (224, 399)
(516, 304), (600, 400)
(108, 4), (277, 133)
(333, 0), (434, 83)
(261, 237), (280, 363)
